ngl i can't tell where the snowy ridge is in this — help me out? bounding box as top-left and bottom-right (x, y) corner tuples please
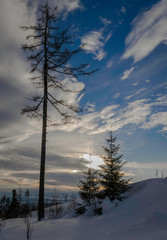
(1, 178), (167, 240)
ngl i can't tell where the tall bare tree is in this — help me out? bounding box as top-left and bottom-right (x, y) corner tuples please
(21, 3), (96, 221)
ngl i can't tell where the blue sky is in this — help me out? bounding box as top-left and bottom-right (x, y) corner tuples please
(0, 0), (167, 191)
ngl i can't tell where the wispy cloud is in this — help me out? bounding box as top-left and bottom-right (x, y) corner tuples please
(81, 12), (113, 61)
(143, 112), (167, 132)
(122, 0), (167, 62)
(99, 16), (112, 26)
(125, 161), (167, 169)
(124, 161), (167, 181)
(114, 93), (120, 99)
(0, 0), (88, 190)
(86, 103), (96, 112)
(0, 0), (41, 147)
(52, 0), (83, 13)
(125, 88), (147, 100)
(121, 67), (135, 80)
(106, 60), (113, 68)
(132, 82), (138, 86)
(81, 30), (106, 61)
(81, 25), (112, 61)
(56, 94), (167, 135)
(145, 79), (150, 83)
(120, 6), (126, 14)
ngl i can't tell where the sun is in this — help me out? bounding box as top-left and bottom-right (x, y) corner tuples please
(83, 154), (103, 169)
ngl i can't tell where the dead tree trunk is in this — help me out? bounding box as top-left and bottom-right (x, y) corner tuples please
(21, 3), (97, 221)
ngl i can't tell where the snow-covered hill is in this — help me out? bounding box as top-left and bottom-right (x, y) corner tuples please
(1, 178), (167, 240)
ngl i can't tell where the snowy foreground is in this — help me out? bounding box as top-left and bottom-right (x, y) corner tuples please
(1, 178), (167, 240)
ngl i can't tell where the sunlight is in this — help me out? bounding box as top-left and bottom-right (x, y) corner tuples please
(83, 154), (103, 169)
(72, 170), (79, 173)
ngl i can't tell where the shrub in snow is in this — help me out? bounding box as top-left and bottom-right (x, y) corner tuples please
(47, 203), (64, 219)
(24, 218), (33, 240)
(0, 219), (5, 233)
(67, 193), (78, 212)
(75, 204), (86, 215)
(46, 190), (65, 219)
(93, 206), (103, 215)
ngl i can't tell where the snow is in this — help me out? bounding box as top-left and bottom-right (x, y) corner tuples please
(1, 178), (167, 240)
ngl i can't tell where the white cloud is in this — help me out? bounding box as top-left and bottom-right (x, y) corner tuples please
(105, 32), (112, 44)
(96, 50), (106, 61)
(122, 0), (167, 62)
(120, 6), (126, 14)
(99, 16), (112, 26)
(142, 112), (167, 132)
(100, 105), (119, 120)
(145, 79), (150, 83)
(81, 30), (106, 61)
(125, 88), (147, 100)
(81, 27), (112, 61)
(114, 93), (120, 99)
(132, 82), (138, 86)
(125, 161), (167, 171)
(81, 31), (104, 51)
(106, 60), (113, 68)
(60, 95), (167, 135)
(121, 67), (135, 80)
(86, 103), (96, 112)
(0, 0), (38, 93)
(52, 0), (83, 13)
(0, 0), (37, 46)
(161, 126), (167, 132)
(0, 0), (40, 145)
(124, 161), (167, 181)
(0, 0), (87, 176)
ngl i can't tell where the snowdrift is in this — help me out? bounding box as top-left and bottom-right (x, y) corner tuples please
(1, 178), (167, 240)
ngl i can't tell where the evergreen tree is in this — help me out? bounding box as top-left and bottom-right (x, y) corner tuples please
(9, 189), (20, 218)
(17, 187), (22, 204)
(0, 195), (7, 218)
(78, 167), (102, 215)
(25, 189), (30, 205)
(0, 195), (10, 219)
(21, 3), (97, 221)
(100, 132), (131, 202)
(22, 189), (31, 217)
(0, 195), (7, 212)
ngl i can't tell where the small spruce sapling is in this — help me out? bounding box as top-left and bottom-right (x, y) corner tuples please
(100, 131), (131, 202)
(78, 167), (102, 215)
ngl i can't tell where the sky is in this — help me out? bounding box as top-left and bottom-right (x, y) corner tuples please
(0, 0), (167, 192)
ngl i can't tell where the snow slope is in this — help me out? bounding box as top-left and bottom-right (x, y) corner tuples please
(1, 178), (167, 240)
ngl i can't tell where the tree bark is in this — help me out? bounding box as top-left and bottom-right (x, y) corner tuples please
(38, 9), (48, 221)
(38, 69), (47, 221)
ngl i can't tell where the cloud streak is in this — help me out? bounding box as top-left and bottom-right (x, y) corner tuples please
(58, 94), (167, 135)
(121, 67), (135, 80)
(81, 30), (106, 61)
(122, 0), (167, 62)
(54, 0), (83, 12)
(81, 26), (112, 61)
(99, 16), (112, 26)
